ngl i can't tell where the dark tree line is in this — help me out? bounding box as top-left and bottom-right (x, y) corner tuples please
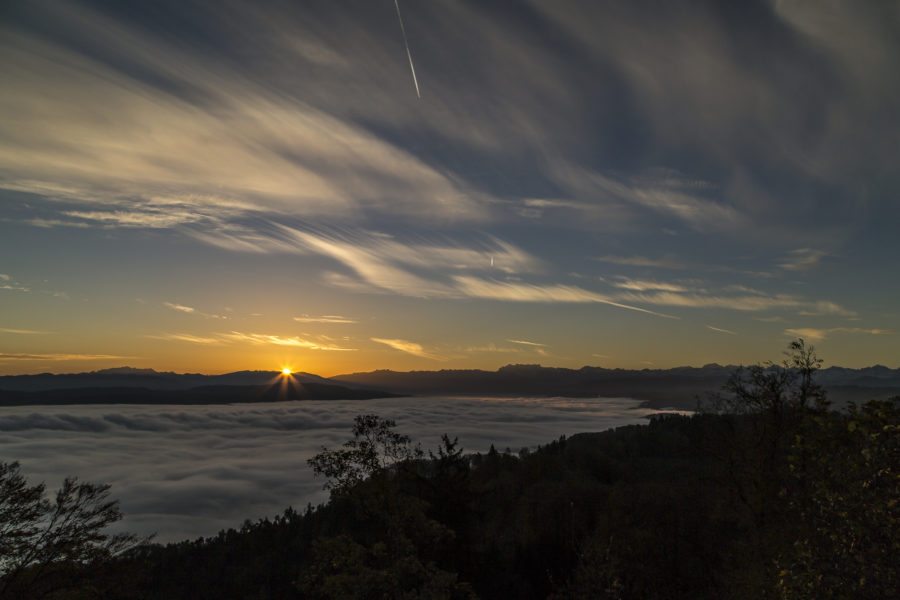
(3, 340), (898, 598)
(0, 462), (141, 599)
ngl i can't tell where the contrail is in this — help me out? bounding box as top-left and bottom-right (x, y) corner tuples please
(394, 0), (421, 98)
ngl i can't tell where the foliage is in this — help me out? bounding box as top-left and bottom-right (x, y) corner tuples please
(307, 414), (423, 495)
(0, 461), (139, 598)
(702, 338), (827, 416)
(303, 416), (474, 599)
(778, 397), (900, 598)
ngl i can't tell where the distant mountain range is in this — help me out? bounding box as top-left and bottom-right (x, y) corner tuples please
(0, 368), (398, 406)
(1, 364), (898, 409)
(331, 363), (900, 410)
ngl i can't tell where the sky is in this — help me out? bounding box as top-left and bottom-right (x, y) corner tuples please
(1, 0), (898, 375)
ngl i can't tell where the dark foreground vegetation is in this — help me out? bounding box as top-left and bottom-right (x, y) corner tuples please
(2, 341), (898, 599)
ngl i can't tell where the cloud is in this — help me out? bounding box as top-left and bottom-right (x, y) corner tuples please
(0, 397), (666, 542)
(507, 339), (547, 347)
(612, 278), (688, 292)
(616, 290), (854, 316)
(293, 315), (357, 324)
(772, 0), (900, 179)
(530, 0), (885, 186)
(723, 285), (767, 295)
(162, 302), (227, 320)
(370, 338), (442, 360)
(706, 325), (736, 335)
(163, 302), (196, 314)
(0, 353), (131, 361)
(452, 276), (678, 318)
(464, 344), (523, 354)
(22, 218), (92, 228)
(221, 332), (356, 352)
(0, 328), (50, 335)
(592, 255), (687, 269)
(278, 225), (538, 274)
(0, 18), (488, 228)
(548, 163), (743, 233)
(149, 331), (356, 351)
(190, 223), (547, 302)
(62, 209), (207, 229)
(147, 333), (221, 345)
(0, 273), (30, 293)
(777, 248), (827, 271)
(784, 327), (893, 342)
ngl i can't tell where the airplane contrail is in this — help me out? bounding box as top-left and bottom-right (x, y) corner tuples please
(394, 0), (421, 98)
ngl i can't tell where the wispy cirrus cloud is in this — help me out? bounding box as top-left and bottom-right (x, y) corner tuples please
(507, 339), (547, 347)
(147, 333), (221, 345)
(452, 276), (678, 318)
(163, 302), (226, 320)
(777, 248), (827, 271)
(464, 343), (523, 354)
(706, 325), (736, 335)
(0, 328), (50, 335)
(196, 224), (543, 301)
(293, 315), (357, 324)
(149, 331), (356, 351)
(612, 278), (688, 292)
(506, 338), (548, 356)
(153, 220), (860, 324)
(163, 302), (196, 314)
(548, 163), (742, 233)
(784, 327), (893, 342)
(0, 353), (132, 361)
(616, 289), (854, 316)
(371, 338), (443, 360)
(0, 273), (30, 293)
(0, 16), (488, 229)
(220, 332), (355, 351)
(593, 255), (688, 269)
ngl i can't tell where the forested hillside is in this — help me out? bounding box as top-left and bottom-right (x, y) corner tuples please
(2, 342), (898, 599)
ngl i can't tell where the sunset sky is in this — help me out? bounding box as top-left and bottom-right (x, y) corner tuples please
(1, 0), (898, 375)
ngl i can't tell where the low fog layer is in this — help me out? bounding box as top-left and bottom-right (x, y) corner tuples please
(0, 396), (665, 542)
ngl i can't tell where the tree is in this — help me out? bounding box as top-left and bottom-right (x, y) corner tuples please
(698, 339), (827, 598)
(778, 397), (900, 598)
(0, 461), (139, 598)
(703, 338), (827, 417)
(303, 416), (475, 599)
(307, 414), (423, 495)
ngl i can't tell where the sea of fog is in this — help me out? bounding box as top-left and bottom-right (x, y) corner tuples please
(0, 396), (672, 543)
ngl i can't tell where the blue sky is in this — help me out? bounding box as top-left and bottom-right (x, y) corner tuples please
(1, 0), (898, 374)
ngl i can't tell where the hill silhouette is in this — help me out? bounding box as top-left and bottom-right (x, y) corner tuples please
(3, 364), (899, 409)
(332, 363), (900, 409)
(0, 370), (398, 406)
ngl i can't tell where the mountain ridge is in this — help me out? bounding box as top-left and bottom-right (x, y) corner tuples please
(330, 363), (900, 409)
(2, 364), (898, 410)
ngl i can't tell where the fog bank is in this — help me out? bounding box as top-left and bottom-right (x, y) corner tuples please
(0, 396), (666, 542)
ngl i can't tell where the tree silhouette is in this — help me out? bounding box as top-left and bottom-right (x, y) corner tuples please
(307, 414), (423, 495)
(303, 416), (475, 599)
(0, 461), (140, 598)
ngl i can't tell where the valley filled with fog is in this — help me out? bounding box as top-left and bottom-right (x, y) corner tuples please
(0, 396), (669, 543)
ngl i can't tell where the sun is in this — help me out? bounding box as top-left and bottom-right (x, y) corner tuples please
(281, 367), (292, 376)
